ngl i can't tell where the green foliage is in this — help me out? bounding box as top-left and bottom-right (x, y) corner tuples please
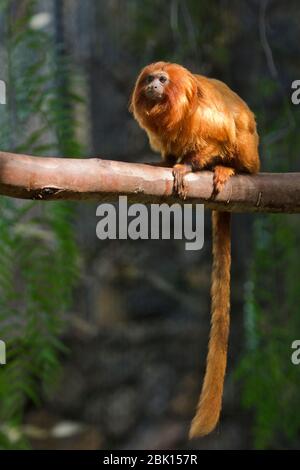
(0, 0), (82, 448)
(237, 85), (300, 447)
(237, 214), (300, 448)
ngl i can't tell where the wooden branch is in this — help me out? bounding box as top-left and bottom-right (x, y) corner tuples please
(0, 150), (299, 213)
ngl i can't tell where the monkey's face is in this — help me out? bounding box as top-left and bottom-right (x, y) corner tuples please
(143, 71), (169, 101)
(130, 62), (198, 127)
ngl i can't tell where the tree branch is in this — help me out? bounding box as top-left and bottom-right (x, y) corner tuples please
(0, 150), (299, 213)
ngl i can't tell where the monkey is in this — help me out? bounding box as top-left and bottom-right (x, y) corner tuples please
(130, 61), (260, 438)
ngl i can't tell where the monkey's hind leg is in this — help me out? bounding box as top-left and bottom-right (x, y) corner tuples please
(236, 130), (260, 174)
(213, 165), (235, 195)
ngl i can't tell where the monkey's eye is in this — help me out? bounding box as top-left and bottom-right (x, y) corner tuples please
(146, 75), (154, 84)
(159, 75), (167, 83)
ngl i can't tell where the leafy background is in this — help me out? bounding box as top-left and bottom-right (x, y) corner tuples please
(0, 0), (300, 450)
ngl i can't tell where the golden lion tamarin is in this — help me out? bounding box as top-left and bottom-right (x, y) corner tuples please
(130, 61), (260, 438)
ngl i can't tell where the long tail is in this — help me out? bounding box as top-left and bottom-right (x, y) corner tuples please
(189, 210), (231, 438)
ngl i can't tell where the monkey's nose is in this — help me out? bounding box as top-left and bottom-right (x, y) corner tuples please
(145, 85), (162, 100)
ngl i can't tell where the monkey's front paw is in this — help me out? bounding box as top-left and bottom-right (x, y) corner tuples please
(213, 166), (235, 195)
(172, 164), (189, 199)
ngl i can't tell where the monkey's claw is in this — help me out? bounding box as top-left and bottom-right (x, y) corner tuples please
(172, 164), (190, 199)
(213, 166), (235, 195)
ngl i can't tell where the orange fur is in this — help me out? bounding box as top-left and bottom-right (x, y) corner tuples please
(130, 61), (259, 174)
(130, 62), (260, 438)
(189, 210), (231, 438)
